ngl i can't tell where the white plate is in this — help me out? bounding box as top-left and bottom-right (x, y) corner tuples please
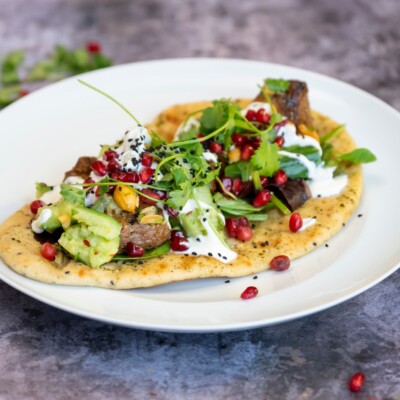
(0, 58), (398, 332)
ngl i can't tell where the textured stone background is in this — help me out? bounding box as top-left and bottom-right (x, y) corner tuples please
(0, 0), (399, 399)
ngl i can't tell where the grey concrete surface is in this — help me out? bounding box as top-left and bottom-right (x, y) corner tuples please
(0, 0), (399, 399)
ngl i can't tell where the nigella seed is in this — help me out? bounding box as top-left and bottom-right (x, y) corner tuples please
(225, 280), (230, 284)
(192, 252), (198, 256)
(202, 218), (207, 222)
(218, 253), (222, 257)
(128, 139), (133, 142)
(317, 194), (321, 198)
(253, 276), (258, 280)
(223, 256), (227, 260)
(208, 252), (213, 257)
(325, 243), (329, 247)
(358, 214), (363, 218)
(184, 254), (189, 257)
(196, 238), (201, 242)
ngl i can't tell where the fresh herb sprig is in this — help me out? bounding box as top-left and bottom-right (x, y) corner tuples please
(0, 43), (112, 110)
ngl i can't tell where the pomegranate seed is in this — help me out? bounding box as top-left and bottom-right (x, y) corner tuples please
(83, 239), (91, 247)
(348, 372), (365, 393)
(289, 212), (303, 233)
(236, 225), (253, 241)
(241, 144), (254, 161)
(140, 188), (163, 205)
(40, 242), (57, 261)
(239, 181), (254, 198)
(270, 255), (290, 271)
(141, 151), (154, 167)
(171, 236), (189, 252)
(106, 158), (122, 173)
(232, 178), (242, 196)
(83, 178), (95, 189)
(253, 190), (272, 207)
(112, 172), (139, 183)
(139, 168), (154, 183)
(197, 134), (205, 140)
(248, 137), (261, 149)
(171, 230), (185, 240)
(220, 177), (233, 194)
(245, 109), (257, 121)
(19, 89), (29, 97)
(126, 242), (145, 257)
(91, 160), (107, 177)
(274, 120), (288, 129)
(209, 141), (223, 153)
(260, 176), (269, 187)
(256, 108), (270, 123)
(274, 169), (288, 186)
(166, 207), (179, 217)
(226, 217), (240, 238)
(241, 286), (258, 300)
(30, 200), (45, 215)
(232, 133), (247, 147)
(103, 150), (118, 161)
(239, 216), (250, 227)
(86, 41), (102, 53)
(274, 136), (285, 148)
(95, 186), (101, 197)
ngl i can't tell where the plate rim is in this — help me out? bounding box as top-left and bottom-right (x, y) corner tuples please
(0, 57), (399, 333)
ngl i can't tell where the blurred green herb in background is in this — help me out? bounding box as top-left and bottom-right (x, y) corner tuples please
(0, 42), (112, 109)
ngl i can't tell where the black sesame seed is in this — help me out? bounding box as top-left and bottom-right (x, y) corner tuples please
(223, 256), (227, 260)
(192, 252), (198, 256)
(196, 238), (201, 242)
(208, 252), (213, 257)
(325, 244), (329, 248)
(64, 271), (70, 275)
(358, 214), (363, 218)
(202, 218), (206, 222)
(225, 280), (230, 283)
(317, 194), (322, 198)
(253, 276), (258, 280)
(110, 280), (114, 285)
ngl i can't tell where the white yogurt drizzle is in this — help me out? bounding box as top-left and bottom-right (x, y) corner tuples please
(244, 102), (348, 198)
(31, 208), (52, 234)
(173, 199), (237, 263)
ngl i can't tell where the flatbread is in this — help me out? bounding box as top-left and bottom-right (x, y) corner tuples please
(0, 101), (362, 289)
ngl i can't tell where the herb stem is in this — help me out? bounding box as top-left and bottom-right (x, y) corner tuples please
(78, 79), (142, 126)
(320, 124), (345, 144)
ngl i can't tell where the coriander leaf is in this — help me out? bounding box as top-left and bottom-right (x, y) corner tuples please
(339, 148), (377, 164)
(2, 51), (24, 69)
(36, 182), (53, 198)
(250, 138), (279, 177)
(200, 99), (238, 134)
(320, 124), (345, 143)
(224, 161), (252, 181)
(92, 53), (112, 69)
(26, 59), (58, 81)
(265, 78), (290, 93)
(0, 85), (20, 107)
(1, 69), (19, 85)
(150, 130), (167, 147)
(60, 184), (85, 205)
(98, 177), (111, 196)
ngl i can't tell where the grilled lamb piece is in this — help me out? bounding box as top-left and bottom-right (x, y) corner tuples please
(119, 220), (171, 251)
(64, 156), (97, 180)
(268, 179), (311, 211)
(255, 80), (312, 128)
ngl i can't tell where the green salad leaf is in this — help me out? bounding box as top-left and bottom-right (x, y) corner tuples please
(264, 78), (290, 93)
(339, 148), (377, 164)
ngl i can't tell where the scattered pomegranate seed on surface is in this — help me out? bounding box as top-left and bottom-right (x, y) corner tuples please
(171, 236), (189, 251)
(241, 144), (255, 161)
(236, 225), (253, 241)
(209, 141), (223, 153)
(274, 169), (288, 186)
(256, 108), (270, 123)
(232, 133), (247, 147)
(40, 242), (57, 261)
(270, 255), (290, 271)
(139, 168), (154, 183)
(289, 212), (303, 233)
(19, 89), (29, 97)
(141, 151), (154, 167)
(126, 242), (145, 257)
(274, 136), (285, 147)
(171, 230), (185, 240)
(30, 200), (45, 215)
(241, 286), (258, 300)
(91, 160), (107, 177)
(245, 109), (257, 121)
(103, 150), (118, 161)
(253, 190), (272, 208)
(86, 41), (102, 53)
(83, 239), (91, 247)
(348, 372), (365, 393)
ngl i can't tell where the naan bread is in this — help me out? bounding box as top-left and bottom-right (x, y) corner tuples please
(0, 101), (362, 289)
